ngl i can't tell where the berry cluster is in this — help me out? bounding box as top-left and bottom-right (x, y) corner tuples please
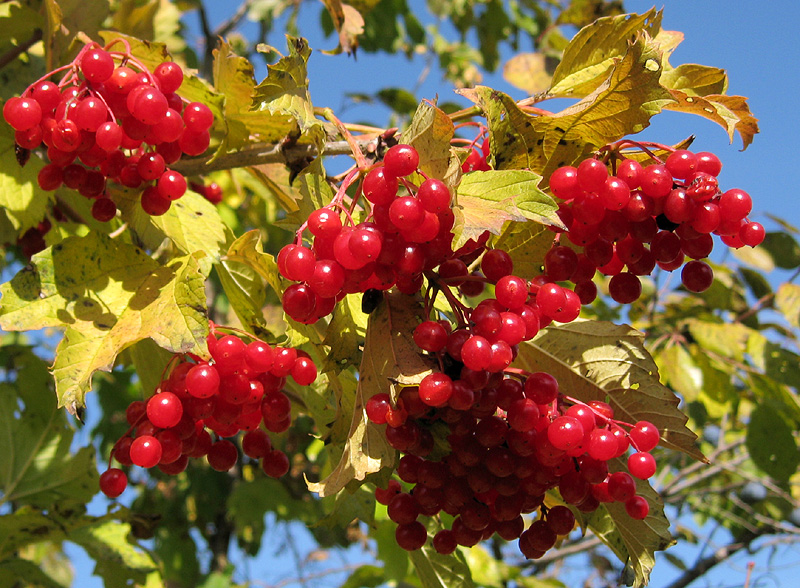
(548, 149), (765, 303)
(99, 325), (316, 498)
(2, 41), (214, 222)
(278, 143), (481, 324)
(366, 364), (659, 558)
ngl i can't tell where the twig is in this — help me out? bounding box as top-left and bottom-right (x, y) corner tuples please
(170, 139), (375, 176)
(663, 530), (758, 588)
(0, 29), (43, 71)
(214, 0), (254, 38)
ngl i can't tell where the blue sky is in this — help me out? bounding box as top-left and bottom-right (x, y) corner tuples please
(64, 2), (800, 587)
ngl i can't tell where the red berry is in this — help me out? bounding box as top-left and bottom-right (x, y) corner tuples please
(99, 468), (128, 498)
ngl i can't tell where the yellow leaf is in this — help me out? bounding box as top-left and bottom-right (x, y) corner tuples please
(665, 91), (759, 149)
(403, 101), (455, 181)
(503, 52), (553, 95)
(660, 63), (728, 97)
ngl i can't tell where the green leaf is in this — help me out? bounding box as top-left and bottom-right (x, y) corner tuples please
(746, 404), (800, 482)
(253, 37), (317, 131)
(0, 346), (97, 508)
(338, 564), (385, 588)
(0, 234), (209, 410)
(453, 170), (561, 250)
(125, 337), (175, 396)
(0, 124), (52, 236)
(775, 283), (800, 328)
(0, 557), (67, 588)
(307, 292), (433, 496)
(215, 256), (269, 338)
(43, 0), (110, 71)
(514, 320), (704, 461)
(747, 331), (800, 389)
(404, 101), (455, 181)
(758, 231), (800, 269)
(549, 9), (662, 97)
(212, 40), (296, 152)
(408, 518), (474, 588)
(69, 517), (159, 588)
(376, 87), (418, 117)
(317, 485), (376, 530)
(586, 474), (673, 587)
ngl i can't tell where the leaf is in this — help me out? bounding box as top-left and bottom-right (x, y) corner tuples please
(586, 472), (673, 587)
(549, 9), (662, 97)
(758, 231), (800, 269)
(408, 538), (474, 588)
(212, 40), (296, 152)
(125, 337), (175, 396)
(338, 565), (385, 588)
(43, 0), (110, 72)
(253, 37), (317, 131)
(535, 33), (675, 180)
(322, 293), (368, 373)
(222, 230), (284, 301)
(307, 292), (433, 496)
(403, 101), (455, 181)
(0, 557), (67, 588)
(115, 187), (232, 272)
(503, 52), (553, 95)
(453, 170), (561, 250)
(514, 320), (704, 461)
(775, 283), (800, 328)
(492, 222), (554, 281)
(320, 1), (365, 55)
(0, 234), (209, 410)
(747, 332), (800, 389)
(659, 63), (728, 97)
(664, 92), (759, 149)
(0, 346), (97, 508)
(746, 404), (800, 482)
(0, 124), (52, 235)
(69, 517), (159, 588)
(316, 485), (376, 530)
(686, 320), (752, 362)
(215, 257), (268, 337)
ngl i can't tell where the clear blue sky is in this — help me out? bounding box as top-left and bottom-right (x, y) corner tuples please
(67, 2), (800, 587)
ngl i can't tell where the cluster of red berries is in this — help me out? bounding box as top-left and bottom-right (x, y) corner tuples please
(548, 149), (765, 303)
(366, 364), (658, 557)
(277, 143), (490, 324)
(2, 41), (214, 223)
(98, 326), (317, 498)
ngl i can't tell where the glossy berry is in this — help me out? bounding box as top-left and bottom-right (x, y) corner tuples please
(147, 391), (183, 428)
(383, 144), (419, 177)
(99, 468), (128, 498)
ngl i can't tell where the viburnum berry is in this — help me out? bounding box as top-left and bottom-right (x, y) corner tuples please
(99, 468), (128, 498)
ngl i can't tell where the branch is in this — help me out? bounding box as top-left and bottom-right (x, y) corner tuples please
(0, 29), (43, 71)
(170, 139), (375, 176)
(214, 0), (255, 39)
(663, 530), (758, 588)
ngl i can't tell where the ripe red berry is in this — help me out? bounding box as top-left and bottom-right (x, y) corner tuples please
(99, 468), (128, 498)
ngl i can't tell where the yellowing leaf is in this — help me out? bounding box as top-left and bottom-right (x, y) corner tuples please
(492, 222), (554, 281)
(586, 473), (673, 587)
(43, 0), (109, 71)
(776, 283), (800, 328)
(320, 1), (365, 55)
(686, 319), (752, 362)
(212, 40), (296, 152)
(453, 170), (561, 250)
(549, 8), (662, 97)
(322, 293), (368, 373)
(0, 346), (97, 508)
(307, 292), (433, 497)
(503, 52), (553, 95)
(665, 91), (759, 149)
(253, 37), (317, 131)
(536, 34), (674, 179)
(0, 124), (51, 235)
(659, 63), (728, 97)
(0, 234), (209, 410)
(403, 101), (455, 181)
(514, 320), (704, 461)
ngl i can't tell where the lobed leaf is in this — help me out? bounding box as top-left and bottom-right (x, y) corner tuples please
(403, 100), (455, 181)
(514, 320), (705, 461)
(307, 292), (433, 496)
(586, 468), (673, 587)
(212, 40), (296, 153)
(0, 346), (97, 508)
(452, 169), (561, 250)
(0, 234), (209, 410)
(664, 91), (758, 150)
(0, 125), (51, 239)
(549, 8), (662, 97)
